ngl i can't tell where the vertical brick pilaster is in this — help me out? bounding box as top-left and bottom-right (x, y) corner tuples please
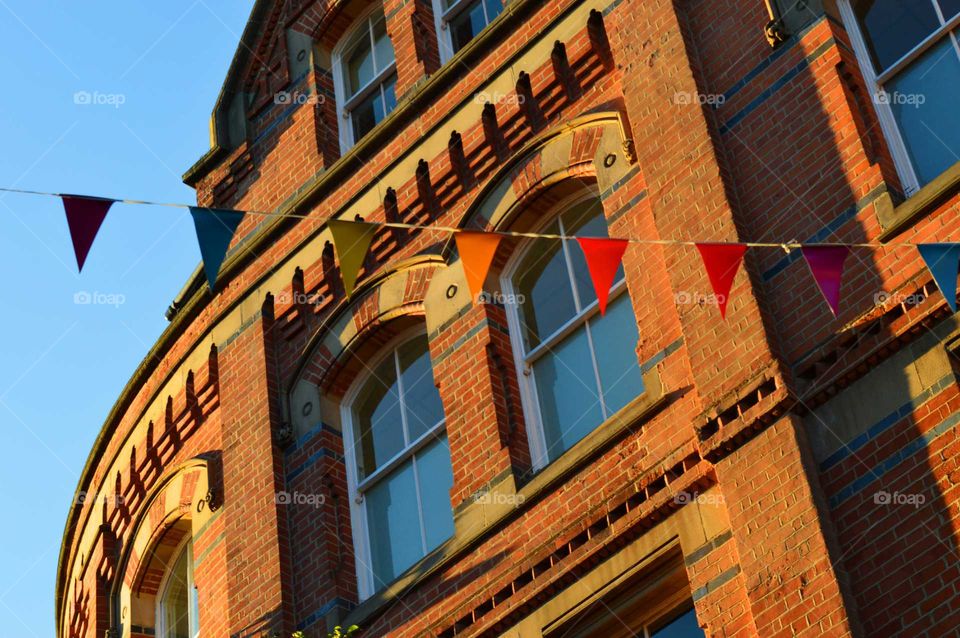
(218, 311), (293, 636)
(384, 0), (440, 100)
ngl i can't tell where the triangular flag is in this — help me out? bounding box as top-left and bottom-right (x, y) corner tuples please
(918, 243), (960, 312)
(455, 231), (502, 302)
(61, 195), (115, 272)
(576, 237), (629, 315)
(189, 207), (245, 291)
(696, 243), (746, 319)
(329, 219), (379, 298)
(801, 246), (849, 316)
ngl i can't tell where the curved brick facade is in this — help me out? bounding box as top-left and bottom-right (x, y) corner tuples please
(57, 0), (960, 636)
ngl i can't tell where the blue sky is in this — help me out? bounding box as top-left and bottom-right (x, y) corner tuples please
(0, 1), (253, 634)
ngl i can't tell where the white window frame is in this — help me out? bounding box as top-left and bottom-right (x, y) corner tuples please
(340, 327), (448, 600)
(332, 3), (398, 154)
(155, 537), (200, 638)
(839, 0), (960, 195)
(500, 192), (635, 472)
(431, 0), (502, 63)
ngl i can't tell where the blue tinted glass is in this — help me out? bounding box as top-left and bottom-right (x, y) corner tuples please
(651, 608), (705, 637)
(854, 0), (940, 71)
(590, 294), (643, 415)
(449, 1), (486, 52)
(484, 0), (504, 22)
(416, 437), (455, 550)
(351, 92), (379, 141)
(939, 0), (960, 19)
(354, 354), (404, 477)
(366, 461), (422, 585)
(515, 223), (579, 349)
(398, 336), (444, 441)
(533, 324), (603, 460)
(372, 14), (394, 69)
(383, 75), (397, 116)
(887, 38), (960, 185)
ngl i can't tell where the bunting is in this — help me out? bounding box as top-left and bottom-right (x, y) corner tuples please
(802, 246), (849, 316)
(189, 207), (245, 291)
(455, 231), (502, 303)
(577, 237), (629, 315)
(61, 195), (115, 272)
(695, 243), (746, 320)
(328, 219), (379, 298)
(918, 243), (960, 313)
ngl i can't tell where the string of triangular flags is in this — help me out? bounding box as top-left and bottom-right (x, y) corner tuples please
(10, 188), (960, 318)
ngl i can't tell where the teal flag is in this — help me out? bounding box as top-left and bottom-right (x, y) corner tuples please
(189, 207), (245, 291)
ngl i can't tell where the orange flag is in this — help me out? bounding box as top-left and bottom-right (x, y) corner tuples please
(577, 237), (629, 315)
(455, 231), (502, 302)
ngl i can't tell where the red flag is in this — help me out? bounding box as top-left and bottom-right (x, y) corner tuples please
(455, 231), (502, 302)
(62, 195), (115, 272)
(802, 246), (850, 317)
(696, 243), (746, 319)
(577, 237), (629, 315)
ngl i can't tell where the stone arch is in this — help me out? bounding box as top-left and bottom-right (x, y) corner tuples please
(113, 457), (216, 636)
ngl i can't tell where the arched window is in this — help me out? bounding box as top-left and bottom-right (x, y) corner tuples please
(341, 330), (454, 599)
(156, 538), (199, 638)
(502, 189), (644, 469)
(333, 4), (398, 152)
(433, 0), (503, 61)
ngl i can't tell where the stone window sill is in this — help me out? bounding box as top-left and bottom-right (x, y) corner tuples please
(878, 160), (960, 241)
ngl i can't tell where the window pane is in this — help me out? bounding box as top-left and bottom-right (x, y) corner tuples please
(345, 27), (375, 96)
(514, 224), (579, 350)
(533, 324), (603, 460)
(854, 0), (940, 72)
(650, 607), (705, 637)
(351, 92), (380, 142)
(416, 437), (455, 550)
(886, 37), (960, 185)
(590, 294), (644, 416)
(162, 547), (191, 638)
(354, 354), (404, 477)
(450, 0), (488, 53)
(939, 0), (960, 19)
(398, 336), (444, 440)
(382, 75), (397, 115)
(483, 0), (504, 23)
(372, 14), (395, 69)
(366, 460), (422, 585)
(561, 199), (622, 309)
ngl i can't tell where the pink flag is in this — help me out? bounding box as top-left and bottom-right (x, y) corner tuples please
(577, 237), (629, 315)
(62, 195), (115, 272)
(802, 246), (850, 316)
(696, 243), (747, 319)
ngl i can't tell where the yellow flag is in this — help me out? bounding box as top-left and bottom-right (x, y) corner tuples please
(329, 220), (379, 298)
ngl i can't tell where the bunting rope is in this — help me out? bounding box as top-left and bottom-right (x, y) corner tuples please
(3, 185), (959, 318)
(0, 185), (944, 247)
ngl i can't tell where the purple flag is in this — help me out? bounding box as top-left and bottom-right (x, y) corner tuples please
(802, 246), (849, 317)
(62, 195), (115, 272)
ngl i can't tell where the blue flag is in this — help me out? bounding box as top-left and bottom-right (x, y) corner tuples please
(918, 243), (960, 312)
(189, 207), (245, 291)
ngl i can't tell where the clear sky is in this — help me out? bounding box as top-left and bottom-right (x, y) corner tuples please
(0, 2), (253, 634)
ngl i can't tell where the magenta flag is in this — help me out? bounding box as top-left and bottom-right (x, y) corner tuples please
(62, 195), (115, 272)
(801, 246), (850, 316)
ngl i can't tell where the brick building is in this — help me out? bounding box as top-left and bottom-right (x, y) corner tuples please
(56, 0), (960, 636)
